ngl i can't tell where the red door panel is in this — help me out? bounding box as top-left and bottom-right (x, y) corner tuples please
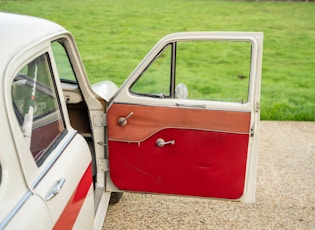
(107, 103), (250, 141)
(107, 103), (251, 199)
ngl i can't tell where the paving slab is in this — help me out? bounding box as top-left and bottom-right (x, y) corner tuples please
(103, 121), (315, 229)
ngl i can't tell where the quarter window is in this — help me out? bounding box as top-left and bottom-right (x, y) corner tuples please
(51, 41), (77, 83)
(11, 53), (66, 166)
(131, 45), (172, 98)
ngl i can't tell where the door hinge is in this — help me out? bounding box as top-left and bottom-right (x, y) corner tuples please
(97, 158), (109, 172)
(104, 159), (109, 172)
(93, 113), (106, 127)
(255, 102), (260, 113)
(250, 124), (255, 137)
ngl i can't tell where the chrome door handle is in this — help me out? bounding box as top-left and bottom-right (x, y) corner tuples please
(156, 138), (175, 147)
(46, 178), (66, 201)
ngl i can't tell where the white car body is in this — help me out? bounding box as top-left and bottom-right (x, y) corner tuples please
(0, 13), (263, 229)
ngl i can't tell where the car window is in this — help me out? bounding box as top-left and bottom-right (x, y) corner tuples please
(51, 41), (77, 83)
(11, 53), (66, 166)
(131, 44), (172, 98)
(130, 40), (251, 103)
(176, 41), (251, 103)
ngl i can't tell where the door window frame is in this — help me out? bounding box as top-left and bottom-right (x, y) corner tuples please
(5, 40), (77, 189)
(110, 32), (262, 112)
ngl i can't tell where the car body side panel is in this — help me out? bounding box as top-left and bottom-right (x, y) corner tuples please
(53, 163), (93, 230)
(72, 185), (95, 230)
(33, 134), (93, 229)
(4, 195), (52, 230)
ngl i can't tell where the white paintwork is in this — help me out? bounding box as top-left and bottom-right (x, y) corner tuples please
(0, 13), (95, 229)
(114, 32), (263, 112)
(73, 185), (95, 230)
(34, 133), (92, 224)
(0, 13), (65, 69)
(0, 13), (58, 229)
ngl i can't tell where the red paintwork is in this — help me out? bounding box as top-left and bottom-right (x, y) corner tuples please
(109, 128), (249, 199)
(53, 163), (92, 230)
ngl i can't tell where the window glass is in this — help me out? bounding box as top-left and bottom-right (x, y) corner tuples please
(130, 40), (251, 103)
(131, 44), (172, 98)
(51, 41), (77, 83)
(11, 53), (65, 166)
(176, 41), (251, 103)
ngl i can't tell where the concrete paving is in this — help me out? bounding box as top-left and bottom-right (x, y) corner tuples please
(103, 121), (315, 229)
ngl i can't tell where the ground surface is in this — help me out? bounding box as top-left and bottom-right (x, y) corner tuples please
(103, 121), (315, 229)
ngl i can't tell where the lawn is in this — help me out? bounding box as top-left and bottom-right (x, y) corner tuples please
(1, 0), (314, 120)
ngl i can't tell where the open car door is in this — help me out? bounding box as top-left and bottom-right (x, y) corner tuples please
(106, 32), (263, 203)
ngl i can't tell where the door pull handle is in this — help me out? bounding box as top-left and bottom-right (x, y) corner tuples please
(156, 138), (175, 147)
(46, 178), (66, 201)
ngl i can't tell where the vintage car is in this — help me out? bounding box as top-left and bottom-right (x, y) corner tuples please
(0, 12), (263, 229)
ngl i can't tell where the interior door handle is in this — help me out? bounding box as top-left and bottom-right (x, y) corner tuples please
(118, 112), (134, 126)
(46, 178), (66, 201)
(156, 138), (175, 147)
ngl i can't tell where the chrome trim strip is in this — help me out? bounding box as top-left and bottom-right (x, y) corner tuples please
(32, 130), (77, 189)
(0, 191), (32, 230)
(108, 126), (249, 143)
(108, 102), (252, 113)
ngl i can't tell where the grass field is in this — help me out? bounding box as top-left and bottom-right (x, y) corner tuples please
(1, 0), (314, 120)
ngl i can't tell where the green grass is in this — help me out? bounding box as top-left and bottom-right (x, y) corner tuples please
(1, 0), (315, 120)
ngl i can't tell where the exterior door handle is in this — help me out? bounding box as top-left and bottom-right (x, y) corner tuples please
(156, 138), (175, 147)
(46, 178), (66, 201)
